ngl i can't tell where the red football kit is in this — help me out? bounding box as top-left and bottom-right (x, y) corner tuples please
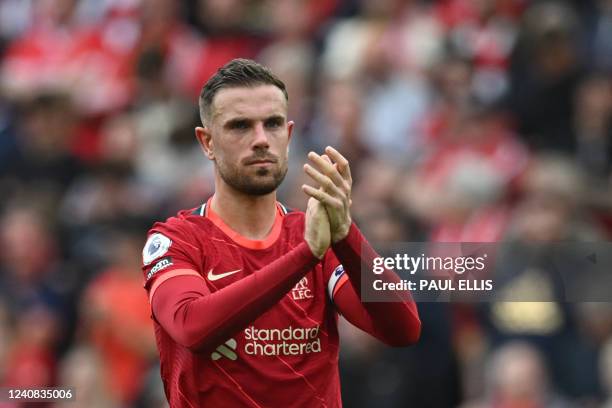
(142, 198), (420, 407)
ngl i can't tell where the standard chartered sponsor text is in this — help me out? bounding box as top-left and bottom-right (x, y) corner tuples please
(244, 325), (321, 356)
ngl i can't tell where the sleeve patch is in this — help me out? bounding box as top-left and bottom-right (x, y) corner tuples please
(143, 233), (172, 265)
(327, 264), (346, 300)
(146, 257), (173, 282)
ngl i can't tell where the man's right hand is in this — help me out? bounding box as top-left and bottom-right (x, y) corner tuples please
(304, 197), (331, 259)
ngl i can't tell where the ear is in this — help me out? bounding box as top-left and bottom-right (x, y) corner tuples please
(195, 126), (215, 160)
(287, 120), (294, 155)
(287, 120), (295, 155)
(287, 120), (294, 142)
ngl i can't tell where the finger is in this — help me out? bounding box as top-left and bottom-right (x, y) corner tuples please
(323, 154), (348, 191)
(308, 152), (345, 190)
(303, 164), (345, 199)
(325, 146), (352, 184)
(308, 152), (338, 178)
(313, 151), (351, 195)
(302, 184), (343, 209)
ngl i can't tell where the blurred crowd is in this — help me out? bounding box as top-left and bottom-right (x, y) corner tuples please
(0, 0), (612, 407)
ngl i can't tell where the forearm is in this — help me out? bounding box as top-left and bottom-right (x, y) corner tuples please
(152, 241), (318, 352)
(332, 223), (421, 345)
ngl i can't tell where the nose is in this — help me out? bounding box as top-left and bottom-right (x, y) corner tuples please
(251, 121), (270, 150)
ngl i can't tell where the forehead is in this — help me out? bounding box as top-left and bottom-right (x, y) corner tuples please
(212, 85), (287, 122)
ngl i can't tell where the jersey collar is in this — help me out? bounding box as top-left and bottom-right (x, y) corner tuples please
(203, 197), (285, 250)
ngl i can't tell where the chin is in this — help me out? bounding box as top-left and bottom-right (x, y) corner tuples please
(219, 163), (286, 196)
(242, 183), (278, 196)
(243, 174), (284, 195)
(254, 167), (271, 177)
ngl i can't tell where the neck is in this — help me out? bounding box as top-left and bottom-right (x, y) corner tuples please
(210, 179), (278, 241)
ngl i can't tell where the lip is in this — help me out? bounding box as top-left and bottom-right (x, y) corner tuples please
(246, 160), (276, 166)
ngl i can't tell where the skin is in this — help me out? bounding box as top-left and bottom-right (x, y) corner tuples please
(195, 84), (343, 258)
(302, 146), (353, 244)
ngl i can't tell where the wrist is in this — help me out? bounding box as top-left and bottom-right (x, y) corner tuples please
(332, 219), (352, 244)
(297, 240), (323, 262)
(309, 245), (327, 260)
(305, 238), (327, 260)
(332, 222), (359, 248)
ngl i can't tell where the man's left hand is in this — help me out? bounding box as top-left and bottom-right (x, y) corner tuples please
(302, 146), (352, 243)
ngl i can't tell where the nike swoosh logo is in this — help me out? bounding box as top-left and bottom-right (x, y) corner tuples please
(207, 268), (241, 281)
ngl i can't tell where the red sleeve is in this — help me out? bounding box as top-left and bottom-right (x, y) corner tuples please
(331, 223), (421, 346)
(321, 250), (349, 301)
(142, 221), (203, 296)
(150, 241), (319, 352)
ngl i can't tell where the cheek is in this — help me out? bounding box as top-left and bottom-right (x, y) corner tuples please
(215, 148), (231, 167)
(214, 140), (237, 159)
(273, 135), (290, 153)
(216, 144), (247, 171)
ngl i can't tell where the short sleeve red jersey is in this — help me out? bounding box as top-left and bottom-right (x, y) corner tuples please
(142, 199), (348, 407)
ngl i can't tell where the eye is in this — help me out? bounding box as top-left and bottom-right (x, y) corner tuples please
(265, 117), (284, 128)
(230, 120), (250, 130)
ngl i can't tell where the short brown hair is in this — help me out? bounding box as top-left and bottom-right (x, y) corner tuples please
(198, 58), (288, 125)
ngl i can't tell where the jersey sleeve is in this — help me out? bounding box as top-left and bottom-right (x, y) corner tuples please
(322, 250), (349, 303)
(141, 220), (203, 302)
(329, 223), (421, 346)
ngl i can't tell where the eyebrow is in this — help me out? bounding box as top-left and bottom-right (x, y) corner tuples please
(224, 117), (251, 128)
(263, 115), (286, 123)
(223, 115), (286, 128)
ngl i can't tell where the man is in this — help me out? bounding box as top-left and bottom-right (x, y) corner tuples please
(142, 59), (421, 407)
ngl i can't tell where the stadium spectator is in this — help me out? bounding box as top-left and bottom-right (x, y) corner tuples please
(0, 0), (610, 406)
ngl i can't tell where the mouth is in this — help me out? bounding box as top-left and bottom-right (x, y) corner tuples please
(249, 162), (274, 169)
(245, 158), (277, 166)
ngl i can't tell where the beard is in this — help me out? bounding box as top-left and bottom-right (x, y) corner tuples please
(216, 154), (288, 196)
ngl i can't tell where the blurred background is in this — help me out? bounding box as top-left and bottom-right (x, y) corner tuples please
(0, 0), (611, 406)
